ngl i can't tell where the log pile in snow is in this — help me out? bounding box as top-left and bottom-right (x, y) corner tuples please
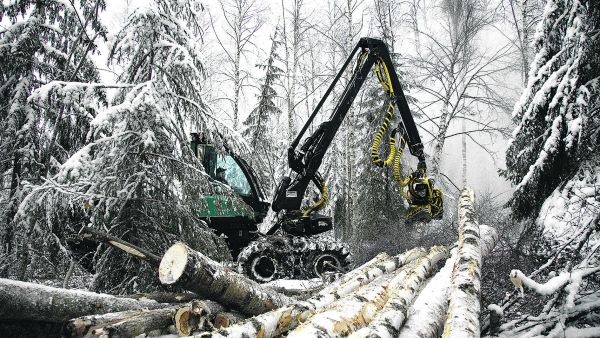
(0, 187), (499, 338)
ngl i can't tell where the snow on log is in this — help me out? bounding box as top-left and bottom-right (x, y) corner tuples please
(349, 246), (449, 338)
(319, 253), (390, 295)
(442, 188), (483, 338)
(0, 278), (168, 323)
(264, 278), (323, 298)
(308, 247), (427, 310)
(158, 242), (294, 315)
(398, 225), (497, 338)
(194, 248), (425, 338)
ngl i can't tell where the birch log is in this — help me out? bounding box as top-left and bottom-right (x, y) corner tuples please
(193, 248), (425, 338)
(71, 306), (178, 338)
(121, 292), (198, 303)
(0, 278), (168, 323)
(159, 242), (294, 315)
(349, 246), (449, 338)
(442, 188), (483, 338)
(398, 209), (498, 338)
(287, 270), (402, 337)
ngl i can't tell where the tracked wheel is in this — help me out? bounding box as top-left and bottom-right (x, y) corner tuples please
(237, 238), (287, 282)
(304, 240), (352, 278)
(309, 251), (341, 277)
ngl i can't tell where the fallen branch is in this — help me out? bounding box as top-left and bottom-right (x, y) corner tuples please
(158, 242), (294, 315)
(80, 227), (161, 266)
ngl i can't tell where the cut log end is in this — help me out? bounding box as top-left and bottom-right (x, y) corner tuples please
(159, 242), (189, 285)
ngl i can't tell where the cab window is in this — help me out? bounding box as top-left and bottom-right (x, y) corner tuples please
(215, 154), (252, 196)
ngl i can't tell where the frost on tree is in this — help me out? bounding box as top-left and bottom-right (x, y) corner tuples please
(503, 0), (600, 220)
(15, 0), (243, 293)
(497, 0), (600, 335)
(0, 0), (107, 279)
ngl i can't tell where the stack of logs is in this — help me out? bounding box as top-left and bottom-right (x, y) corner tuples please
(0, 188), (498, 338)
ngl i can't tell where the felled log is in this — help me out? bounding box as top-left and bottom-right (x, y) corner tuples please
(68, 299), (227, 338)
(68, 306), (178, 338)
(0, 278), (168, 323)
(173, 300), (232, 336)
(80, 226), (161, 266)
(398, 212), (498, 337)
(349, 246), (449, 338)
(442, 188), (484, 338)
(213, 311), (244, 328)
(292, 247), (447, 338)
(287, 271), (399, 337)
(196, 247), (426, 338)
(121, 292), (199, 303)
(319, 252), (390, 294)
(264, 279), (323, 298)
(159, 242), (294, 315)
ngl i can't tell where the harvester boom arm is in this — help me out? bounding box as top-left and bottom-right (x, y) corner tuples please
(272, 37), (427, 213)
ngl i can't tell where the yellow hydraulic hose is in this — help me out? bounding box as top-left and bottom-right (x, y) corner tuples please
(303, 176), (328, 216)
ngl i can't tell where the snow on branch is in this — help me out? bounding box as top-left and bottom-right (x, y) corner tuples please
(509, 266), (600, 297)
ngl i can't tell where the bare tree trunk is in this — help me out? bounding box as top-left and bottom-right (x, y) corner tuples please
(462, 118), (467, 186)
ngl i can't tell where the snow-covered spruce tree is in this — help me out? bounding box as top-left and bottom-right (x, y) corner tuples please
(17, 0), (237, 293)
(496, 0), (600, 335)
(0, 0), (106, 278)
(242, 26), (283, 192)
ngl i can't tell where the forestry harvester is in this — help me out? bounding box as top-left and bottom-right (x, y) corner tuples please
(193, 38), (443, 282)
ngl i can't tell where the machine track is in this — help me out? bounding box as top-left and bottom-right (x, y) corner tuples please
(237, 234), (353, 282)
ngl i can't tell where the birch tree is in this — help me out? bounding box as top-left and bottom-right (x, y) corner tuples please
(411, 0), (512, 177)
(212, 0), (265, 130)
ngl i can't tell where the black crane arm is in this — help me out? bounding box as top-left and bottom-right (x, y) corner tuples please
(271, 38), (441, 224)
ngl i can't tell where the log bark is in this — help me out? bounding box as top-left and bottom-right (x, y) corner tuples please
(80, 227), (161, 267)
(68, 299), (227, 338)
(69, 307), (177, 338)
(194, 248), (426, 338)
(0, 278), (168, 323)
(442, 188), (483, 338)
(121, 292), (198, 303)
(349, 246), (449, 338)
(213, 311), (244, 329)
(159, 242), (294, 315)
(398, 213), (498, 338)
(287, 271), (399, 337)
(318, 253), (390, 294)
